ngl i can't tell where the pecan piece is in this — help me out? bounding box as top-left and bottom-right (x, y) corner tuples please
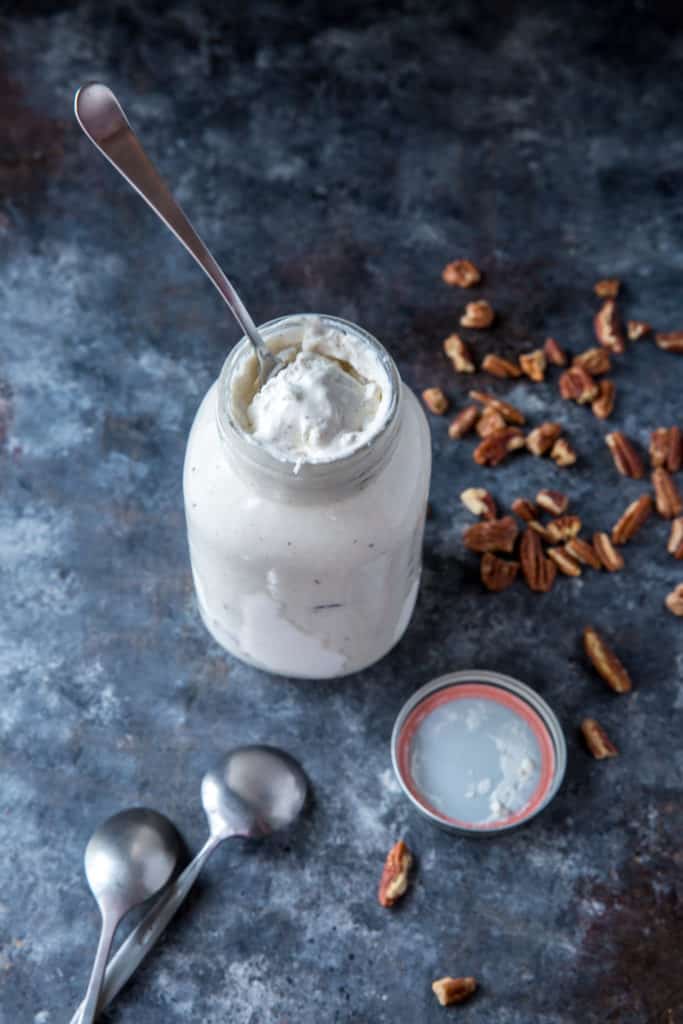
(480, 552), (519, 592)
(650, 427), (682, 473)
(572, 347), (611, 376)
(536, 489), (569, 516)
(544, 336), (567, 366)
(473, 428), (525, 467)
(378, 840), (413, 907)
(611, 494), (653, 544)
(432, 977), (477, 1007)
(519, 349), (547, 382)
(594, 299), (625, 353)
(667, 518), (683, 559)
(482, 353), (522, 379)
(476, 408), (507, 437)
(656, 330), (683, 353)
(443, 333), (475, 373)
(592, 532), (624, 572)
(461, 300), (495, 328)
(665, 583), (683, 616)
(422, 387), (449, 415)
(545, 515), (582, 543)
(463, 516), (518, 553)
(526, 422), (562, 456)
(551, 437), (577, 467)
(548, 546), (581, 576)
(652, 467), (683, 519)
(627, 320), (651, 341)
(448, 405), (479, 439)
(460, 487), (497, 520)
(528, 519), (551, 541)
(592, 379), (616, 420)
(605, 432), (644, 479)
(512, 497), (537, 522)
(469, 390), (525, 425)
(583, 626), (632, 693)
(520, 528), (557, 592)
(594, 278), (620, 299)
(566, 537), (602, 570)
(581, 718), (618, 759)
(442, 258), (481, 288)
(559, 366), (599, 404)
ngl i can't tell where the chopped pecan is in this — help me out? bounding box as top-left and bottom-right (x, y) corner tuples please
(460, 487), (497, 520)
(627, 320), (651, 341)
(559, 366), (599, 404)
(594, 278), (620, 299)
(565, 537), (602, 570)
(473, 428), (526, 467)
(526, 422), (562, 456)
(611, 494), (653, 544)
(665, 583), (683, 616)
(572, 347), (611, 376)
(422, 387), (449, 415)
(520, 528), (557, 592)
(432, 977), (477, 1007)
(482, 353), (522, 379)
(656, 330), (683, 353)
(512, 497), (538, 522)
(592, 379), (616, 420)
(667, 518), (683, 559)
(469, 390), (525, 425)
(448, 405), (480, 439)
(378, 840), (413, 907)
(551, 437), (577, 467)
(441, 259), (481, 288)
(536, 489), (569, 516)
(480, 552), (519, 592)
(545, 515), (582, 543)
(649, 427), (682, 473)
(581, 718), (619, 759)
(605, 432), (644, 479)
(548, 546), (581, 576)
(463, 516), (518, 553)
(544, 336), (567, 366)
(461, 300), (494, 329)
(519, 349), (547, 382)
(652, 467), (683, 519)
(592, 532), (624, 572)
(583, 626), (632, 693)
(594, 299), (625, 353)
(476, 408), (507, 437)
(443, 333), (475, 373)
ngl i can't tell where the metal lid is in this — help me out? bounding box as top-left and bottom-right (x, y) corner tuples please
(391, 670), (566, 835)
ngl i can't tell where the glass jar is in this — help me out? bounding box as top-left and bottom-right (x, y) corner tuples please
(183, 314), (431, 678)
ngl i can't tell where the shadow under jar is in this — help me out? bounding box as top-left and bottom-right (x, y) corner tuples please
(183, 314), (431, 679)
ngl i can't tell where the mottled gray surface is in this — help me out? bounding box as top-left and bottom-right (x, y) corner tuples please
(1, 3), (682, 1022)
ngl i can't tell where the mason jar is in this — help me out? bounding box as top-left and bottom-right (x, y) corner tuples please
(183, 314), (431, 679)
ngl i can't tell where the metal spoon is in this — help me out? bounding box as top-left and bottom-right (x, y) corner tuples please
(69, 745), (308, 1022)
(76, 808), (183, 1024)
(74, 82), (281, 387)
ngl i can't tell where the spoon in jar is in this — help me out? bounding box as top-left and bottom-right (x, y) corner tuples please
(74, 82), (281, 387)
(69, 745), (308, 1022)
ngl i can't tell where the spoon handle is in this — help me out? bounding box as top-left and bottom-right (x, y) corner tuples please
(77, 913), (118, 1024)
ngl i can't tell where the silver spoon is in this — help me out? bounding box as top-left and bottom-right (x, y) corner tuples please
(76, 807), (183, 1024)
(74, 82), (281, 387)
(69, 745), (308, 1022)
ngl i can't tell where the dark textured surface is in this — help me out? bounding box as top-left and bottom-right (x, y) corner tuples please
(1, 3), (682, 1022)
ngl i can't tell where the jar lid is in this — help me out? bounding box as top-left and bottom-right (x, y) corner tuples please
(391, 670), (566, 835)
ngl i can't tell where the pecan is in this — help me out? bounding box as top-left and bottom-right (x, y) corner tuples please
(469, 390), (525, 425)
(526, 422), (562, 456)
(463, 516), (518, 553)
(605, 432), (644, 479)
(480, 552), (519, 592)
(422, 387), (449, 415)
(594, 299), (625, 353)
(448, 405), (479, 439)
(378, 840), (413, 907)
(656, 330), (683, 353)
(665, 583), (683, 616)
(611, 494), (653, 544)
(544, 336), (567, 366)
(442, 258), (481, 288)
(512, 497), (538, 522)
(520, 528), (557, 592)
(667, 518), (683, 559)
(581, 718), (619, 759)
(592, 379), (616, 420)
(559, 366), (599, 404)
(461, 300), (494, 328)
(572, 347), (611, 376)
(649, 427), (682, 473)
(545, 515), (582, 543)
(551, 437), (577, 467)
(565, 537), (602, 570)
(592, 532), (624, 572)
(652, 467), (683, 519)
(519, 349), (547, 382)
(594, 278), (620, 299)
(528, 519), (551, 541)
(482, 353), (522, 379)
(627, 320), (651, 341)
(432, 977), (477, 1007)
(473, 428), (526, 467)
(476, 408), (507, 437)
(460, 487), (497, 520)
(536, 489), (569, 516)
(548, 546), (581, 576)
(583, 626), (632, 693)
(443, 333), (475, 373)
